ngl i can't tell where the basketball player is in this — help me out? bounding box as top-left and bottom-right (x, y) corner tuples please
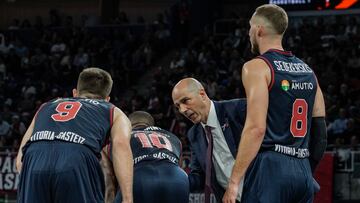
(102, 111), (189, 203)
(16, 67), (133, 203)
(223, 4), (327, 203)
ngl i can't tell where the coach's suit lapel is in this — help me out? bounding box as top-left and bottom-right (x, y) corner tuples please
(195, 124), (208, 169)
(213, 101), (237, 158)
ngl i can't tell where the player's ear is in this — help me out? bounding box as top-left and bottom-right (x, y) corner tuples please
(72, 89), (78, 97)
(257, 25), (263, 37)
(105, 96), (110, 102)
(258, 24), (270, 38)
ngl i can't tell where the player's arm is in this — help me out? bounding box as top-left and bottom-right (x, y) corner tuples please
(16, 117), (35, 173)
(16, 103), (47, 173)
(111, 107), (133, 203)
(223, 59), (269, 203)
(100, 148), (117, 203)
(309, 81), (327, 173)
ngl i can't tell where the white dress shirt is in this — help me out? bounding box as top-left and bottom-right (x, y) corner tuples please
(202, 101), (244, 201)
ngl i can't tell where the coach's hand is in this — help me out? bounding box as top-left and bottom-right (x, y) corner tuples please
(223, 182), (238, 203)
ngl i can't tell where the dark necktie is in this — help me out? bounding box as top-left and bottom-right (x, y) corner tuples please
(204, 125), (213, 203)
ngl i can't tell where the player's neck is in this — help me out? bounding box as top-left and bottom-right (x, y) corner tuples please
(259, 38), (283, 55)
(77, 93), (103, 100)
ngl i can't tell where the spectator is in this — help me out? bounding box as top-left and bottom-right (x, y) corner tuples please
(21, 79), (37, 98)
(18, 93), (35, 113)
(2, 105), (14, 123)
(170, 52), (185, 69)
(34, 16), (44, 30)
(0, 115), (11, 140)
(14, 40), (28, 58)
(50, 37), (67, 56)
(21, 19), (32, 29)
(49, 9), (61, 27)
(0, 33), (8, 54)
(328, 108), (349, 141)
(0, 56), (6, 80)
(73, 47), (89, 68)
(10, 114), (26, 140)
(345, 17), (357, 37)
(8, 19), (20, 30)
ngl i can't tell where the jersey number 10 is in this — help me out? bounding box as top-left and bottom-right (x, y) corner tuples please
(135, 132), (173, 152)
(290, 99), (308, 138)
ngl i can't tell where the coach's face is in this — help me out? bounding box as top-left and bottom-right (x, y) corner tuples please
(172, 87), (208, 124)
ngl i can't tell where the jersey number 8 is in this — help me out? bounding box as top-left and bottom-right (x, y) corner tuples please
(290, 99), (308, 138)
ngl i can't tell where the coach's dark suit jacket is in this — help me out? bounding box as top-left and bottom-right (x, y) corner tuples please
(187, 99), (246, 203)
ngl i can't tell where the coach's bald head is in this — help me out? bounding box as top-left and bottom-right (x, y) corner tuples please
(128, 111), (155, 129)
(172, 78), (211, 124)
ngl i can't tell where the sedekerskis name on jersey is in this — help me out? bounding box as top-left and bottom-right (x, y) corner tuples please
(274, 61), (313, 73)
(274, 144), (309, 158)
(30, 130), (86, 144)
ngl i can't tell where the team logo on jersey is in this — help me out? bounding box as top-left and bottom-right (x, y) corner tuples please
(281, 80), (290, 91)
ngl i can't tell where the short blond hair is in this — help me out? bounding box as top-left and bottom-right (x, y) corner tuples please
(254, 4), (288, 35)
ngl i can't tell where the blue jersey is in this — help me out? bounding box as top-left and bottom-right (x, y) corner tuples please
(113, 127), (188, 203)
(131, 126), (182, 165)
(25, 97), (114, 157)
(257, 49), (317, 156)
(108, 126), (182, 165)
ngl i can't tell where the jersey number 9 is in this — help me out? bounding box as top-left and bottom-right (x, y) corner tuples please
(51, 101), (82, 122)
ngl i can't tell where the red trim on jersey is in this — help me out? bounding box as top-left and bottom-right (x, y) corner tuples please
(313, 72), (319, 84)
(178, 138), (183, 166)
(101, 105), (115, 159)
(34, 102), (47, 120)
(256, 56), (275, 90)
(110, 105), (115, 127)
(268, 49), (293, 56)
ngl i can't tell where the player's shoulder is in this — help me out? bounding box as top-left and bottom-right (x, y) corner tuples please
(139, 126), (179, 141)
(214, 99), (246, 113)
(145, 126), (173, 135)
(47, 97), (65, 103)
(40, 98), (65, 108)
(243, 57), (268, 71)
(215, 98), (246, 105)
(242, 58), (270, 79)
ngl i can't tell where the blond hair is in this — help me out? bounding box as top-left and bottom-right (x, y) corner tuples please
(254, 4), (288, 35)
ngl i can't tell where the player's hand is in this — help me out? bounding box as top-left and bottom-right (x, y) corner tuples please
(222, 182), (238, 203)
